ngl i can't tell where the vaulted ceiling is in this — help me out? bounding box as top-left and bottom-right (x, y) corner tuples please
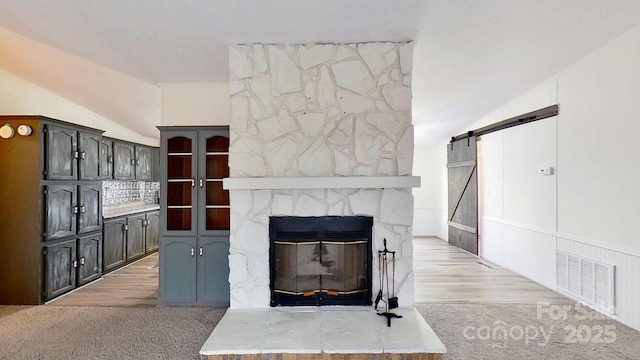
(1, 0), (640, 143)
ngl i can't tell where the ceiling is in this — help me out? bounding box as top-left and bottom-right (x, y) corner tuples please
(1, 0), (640, 143)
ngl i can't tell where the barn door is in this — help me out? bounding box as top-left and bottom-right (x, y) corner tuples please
(447, 137), (478, 255)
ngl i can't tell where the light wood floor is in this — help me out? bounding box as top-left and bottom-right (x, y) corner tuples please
(48, 238), (570, 307)
(414, 237), (570, 304)
(48, 252), (159, 307)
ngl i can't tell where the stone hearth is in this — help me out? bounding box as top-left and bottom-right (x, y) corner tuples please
(200, 307), (446, 356)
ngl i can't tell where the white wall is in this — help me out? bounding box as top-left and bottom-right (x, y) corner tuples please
(160, 83), (230, 126)
(478, 118), (558, 287)
(412, 145), (447, 239)
(0, 25), (161, 140)
(556, 28), (640, 254)
(470, 23), (640, 331)
(0, 67), (158, 146)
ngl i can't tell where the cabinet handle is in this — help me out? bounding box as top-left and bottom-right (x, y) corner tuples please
(123, 224), (129, 231)
(72, 206), (79, 214)
(107, 155), (113, 163)
(199, 178), (204, 188)
(190, 248), (195, 257)
(80, 257), (85, 265)
(80, 151), (86, 160)
(199, 247), (203, 256)
(191, 179), (195, 188)
(130, 159), (136, 165)
(73, 151), (80, 159)
(73, 260), (78, 268)
(79, 205), (86, 213)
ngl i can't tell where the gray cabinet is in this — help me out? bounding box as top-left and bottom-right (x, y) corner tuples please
(159, 236), (230, 305)
(44, 124), (103, 181)
(152, 147), (161, 182)
(78, 131), (102, 180)
(44, 183), (102, 241)
(44, 184), (77, 241)
(99, 138), (113, 179)
(160, 237), (197, 304)
(77, 234), (103, 285)
(135, 145), (153, 180)
(197, 236), (230, 305)
(127, 214), (146, 261)
(103, 217), (127, 272)
(103, 210), (159, 273)
(44, 125), (77, 180)
(44, 234), (103, 300)
(158, 126), (230, 306)
(113, 142), (135, 180)
(113, 141), (153, 180)
(145, 211), (160, 252)
(44, 239), (77, 300)
(78, 184), (102, 234)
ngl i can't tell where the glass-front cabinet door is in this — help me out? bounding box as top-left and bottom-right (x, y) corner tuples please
(198, 131), (230, 234)
(165, 132), (197, 234)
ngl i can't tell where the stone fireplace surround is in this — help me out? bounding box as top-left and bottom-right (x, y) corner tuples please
(225, 42), (419, 309)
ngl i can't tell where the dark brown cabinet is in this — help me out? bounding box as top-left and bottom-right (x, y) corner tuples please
(0, 116), (106, 305)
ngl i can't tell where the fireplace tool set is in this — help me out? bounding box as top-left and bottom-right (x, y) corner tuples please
(375, 238), (402, 327)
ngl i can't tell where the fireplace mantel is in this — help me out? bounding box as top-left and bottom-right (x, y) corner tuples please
(223, 176), (421, 190)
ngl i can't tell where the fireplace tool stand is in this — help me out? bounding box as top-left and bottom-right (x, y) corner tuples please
(376, 238), (402, 327)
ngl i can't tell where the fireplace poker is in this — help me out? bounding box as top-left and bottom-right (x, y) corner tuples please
(374, 248), (383, 310)
(376, 238), (402, 327)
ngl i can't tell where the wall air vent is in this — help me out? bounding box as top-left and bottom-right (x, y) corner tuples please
(556, 250), (615, 314)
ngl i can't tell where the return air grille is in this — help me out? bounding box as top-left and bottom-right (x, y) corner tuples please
(556, 250), (615, 314)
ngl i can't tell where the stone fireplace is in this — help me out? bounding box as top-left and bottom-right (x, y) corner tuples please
(224, 42), (419, 308)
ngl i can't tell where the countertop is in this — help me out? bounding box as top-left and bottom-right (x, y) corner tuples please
(103, 203), (160, 218)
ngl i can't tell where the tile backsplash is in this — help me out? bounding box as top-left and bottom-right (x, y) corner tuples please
(103, 180), (160, 209)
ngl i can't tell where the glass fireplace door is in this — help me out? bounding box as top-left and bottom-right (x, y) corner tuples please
(269, 216), (373, 307)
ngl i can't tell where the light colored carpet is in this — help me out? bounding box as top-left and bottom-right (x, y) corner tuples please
(416, 303), (640, 360)
(0, 305), (226, 360)
(2, 304), (639, 359)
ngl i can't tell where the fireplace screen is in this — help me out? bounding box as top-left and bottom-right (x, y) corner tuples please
(269, 216), (373, 307)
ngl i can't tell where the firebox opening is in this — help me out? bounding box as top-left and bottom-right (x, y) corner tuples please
(269, 216), (373, 307)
